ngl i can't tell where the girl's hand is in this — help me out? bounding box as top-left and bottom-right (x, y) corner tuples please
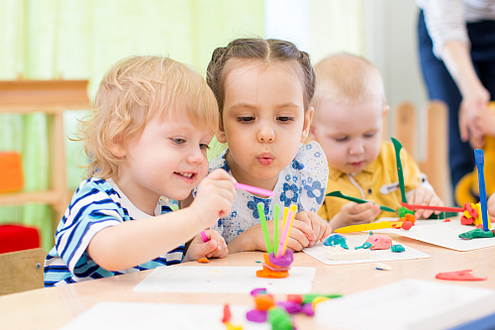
(294, 211), (332, 246)
(191, 169), (236, 227)
(183, 230), (228, 262)
(406, 187), (443, 219)
(331, 202), (381, 230)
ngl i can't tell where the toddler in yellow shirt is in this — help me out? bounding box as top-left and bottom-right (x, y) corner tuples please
(309, 53), (444, 230)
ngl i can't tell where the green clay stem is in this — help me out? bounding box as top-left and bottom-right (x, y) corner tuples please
(326, 191), (395, 213)
(257, 203), (272, 253)
(391, 137), (407, 203)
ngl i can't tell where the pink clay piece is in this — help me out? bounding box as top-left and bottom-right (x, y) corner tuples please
(365, 234), (392, 250)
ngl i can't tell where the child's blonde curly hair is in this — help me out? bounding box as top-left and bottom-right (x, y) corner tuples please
(78, 55), (219, 179)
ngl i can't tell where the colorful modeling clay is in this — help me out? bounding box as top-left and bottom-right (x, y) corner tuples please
(255, 295), (275, 310)
(322, 234), (349, 249)
(250, 288), (267, 296)
(197, 257), (209, 263)
(246, 309), (267, 323)
(365, 233), (392, 250)
(256, 250), (294, 279)
(267, 307), (293, 330)
(222, 304), (232, 323)
(435, 269), (487, 281)
(459, 228), (495, 240)
(277, 301), (302, 314)
(401, 221), (413, 230)
(354, 242), (372, 250)
(391, 244), (405, 253)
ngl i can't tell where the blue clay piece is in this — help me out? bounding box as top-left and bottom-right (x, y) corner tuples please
(323, 234), (349, 250)
(355, 242), (372, 250)
(391, 244), (405, 253)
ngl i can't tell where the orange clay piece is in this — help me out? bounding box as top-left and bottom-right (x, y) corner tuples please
(404, 213), (416, 225)
(0, 152), (23, 193)
(254, 294), (275, 310)
(198, 257), (209, 263)
(256, 267), (289, 278)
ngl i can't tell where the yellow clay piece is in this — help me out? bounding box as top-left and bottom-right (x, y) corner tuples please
(312, 296), (329, 310)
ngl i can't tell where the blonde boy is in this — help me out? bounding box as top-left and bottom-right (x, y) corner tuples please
(309, 53), (443, 229)
(44, 56), (235, 286)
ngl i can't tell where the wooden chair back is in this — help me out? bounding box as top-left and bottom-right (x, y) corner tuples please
(0, 248), (46, 296)
(393, 101), (450, 204)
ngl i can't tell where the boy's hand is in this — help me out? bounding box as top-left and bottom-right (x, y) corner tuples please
(294, 211), (332, 247)
(332, 202), (381, 229)
(183, 230), (228, 262)
(406, 187), (443, 219)
(191, 169), (236, 227)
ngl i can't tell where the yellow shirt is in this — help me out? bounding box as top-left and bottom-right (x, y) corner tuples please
(318, 141), (421, 222)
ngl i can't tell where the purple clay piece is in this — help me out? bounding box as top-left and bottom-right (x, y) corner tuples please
(277, 301), (303, 314)
(269, 249), (294, 268)
(301, 303), (314, 316)
(250, 288), (267, 296)
(246, 309), (267, 322)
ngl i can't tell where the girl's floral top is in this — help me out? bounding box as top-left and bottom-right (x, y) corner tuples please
(208, 141), (329, 244)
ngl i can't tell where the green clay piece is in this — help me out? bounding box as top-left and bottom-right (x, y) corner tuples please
(267, 307), (293, 330)
(302, 293), (343, 305)
(325, 191), (396, 213)
(398, 206), (415, 218)
(355, 242), (372, 250)
(391, 137), (407, 203)
(391, 244), (405, 253)
(459, 228), (495, 240)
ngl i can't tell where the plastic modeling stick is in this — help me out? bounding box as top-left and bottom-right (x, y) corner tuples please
(475, 149), (490, 231)
(277, 210), (294, 258)
(399, 202), (464, 213)
(334, 221), (404, 233)
(235, 183), (275, 197)
(273, 204), (280, 256)
(200, 231), (208, 243)
(283, 207), (288, 228)
(326, 191), (395, 213)
(391, 137), (407, 203)
(287, 204), (298, 238)
(257, 203), (272, 253)
(282, 210), (296, 256)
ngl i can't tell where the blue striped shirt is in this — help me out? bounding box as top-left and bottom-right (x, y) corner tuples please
(44, 177), (183, 287)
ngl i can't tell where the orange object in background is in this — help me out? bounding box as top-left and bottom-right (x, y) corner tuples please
(0, 152), (23, 193)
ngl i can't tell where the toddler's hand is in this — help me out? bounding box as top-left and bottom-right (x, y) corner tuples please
(183, 230), (228, 262)
(406, 187), (443, 219)
(332, 201), (381, 229)
(487, 193), (495, 220)
(294, 211), (332, 247)
(191, 169), (236, 227)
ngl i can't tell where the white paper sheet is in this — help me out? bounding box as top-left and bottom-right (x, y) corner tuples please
(392, 219), (495, 251)
(60, 302), (270, 330)
(302, 235), (430, 265)
(133, 266), (315, 294)
(315, 279), (495, 330)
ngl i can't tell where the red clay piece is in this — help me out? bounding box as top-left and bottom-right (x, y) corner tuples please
(222, 304), (231, 323)
(460, 216), (473, 225)
(287, 294), (303, 305)
(443, 219), (451, 222)
(401, 221), (413, 230)
(435, 269), (486, 281)
(197, 257), (209, 263)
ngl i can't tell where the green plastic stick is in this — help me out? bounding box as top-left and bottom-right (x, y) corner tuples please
(326, 191), (395, 213)
(257, 202), (272, 253)
(391, 137), (407, 203)
(273, 204), (280, 256)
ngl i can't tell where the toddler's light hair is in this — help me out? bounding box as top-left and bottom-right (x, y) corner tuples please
(312, 53), (386, 123)
(78, 55), (219, 179)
